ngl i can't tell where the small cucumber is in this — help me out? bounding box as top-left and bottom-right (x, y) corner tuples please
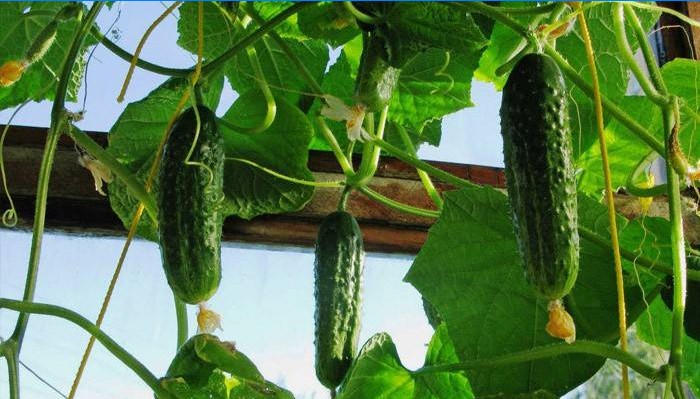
(354, 33), (400, 113)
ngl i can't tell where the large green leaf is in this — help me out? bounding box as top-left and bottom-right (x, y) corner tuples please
(404, 186), (668, 396)
(414, 325), (474, 399)
(226, 36), (328, 107)
(177, 2), (238, 60)
(297, 2), (359, 47)
(337, 333), (414, 399)
(636, 297), (700, 395)
(0, 2), (92, 110)
(578, 58), (700, 194)
(220, 90), (314, 219)
(390, 47), (482, 132)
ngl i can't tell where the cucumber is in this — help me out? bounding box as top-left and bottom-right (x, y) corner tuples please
(660, 255), (700, 341)
(354, 32), (400, 113)
(314, 211), (364, 390)
(158, 106), (224, 305)
(500, 53), (579, 302)
(164, 334), (220, 389)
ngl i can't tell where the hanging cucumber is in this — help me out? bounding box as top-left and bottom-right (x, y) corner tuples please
(314, 211), (365, 391)
(158, 106), (224, 305)
(354, 32), (400, 113)
(500, 53), (579, 343)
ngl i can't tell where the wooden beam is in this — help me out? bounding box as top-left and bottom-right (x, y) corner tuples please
(2, 125), (699, 253)
(0, 125), (503, 254)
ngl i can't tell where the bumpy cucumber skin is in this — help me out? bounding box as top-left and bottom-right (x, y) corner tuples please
(500, 53), (579, 301)
(355, 33), (400, 113)
(314, 211), (364, 390)
(660, 256), (700, 341)
(158, 106), (224, 305)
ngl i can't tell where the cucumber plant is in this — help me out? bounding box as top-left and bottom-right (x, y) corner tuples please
(0, 2), (699, 399)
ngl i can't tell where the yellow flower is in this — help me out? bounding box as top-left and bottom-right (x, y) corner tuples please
(0, 60), (27, 87)
(320, 95), (370, 142)
(197, 302), (223, 334)
(78, 154), (113, 196)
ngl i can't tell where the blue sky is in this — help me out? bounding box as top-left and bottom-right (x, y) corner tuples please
(0, 3), (505, 398)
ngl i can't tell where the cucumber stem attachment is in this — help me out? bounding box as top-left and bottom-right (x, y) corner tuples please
(357, 186), (439, 219)
(395, 124), (443, 210)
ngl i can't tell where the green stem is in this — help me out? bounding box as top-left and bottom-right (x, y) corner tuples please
(579, 226), (700, 282)
(10, 3), (104, 350)
(242, 4), (324, 96)
(92, 26), (191, 77)
(174, 296), (187, 351)
(454, 2), (528, 37)
(395, 124), (443, 209)
(663, 365), (674, 399)
(68, 126), (158, 222)
(624, 5), (668, 94)
(626, 2), (700, 30)
(0, 298), (173, 399)
(612, 4), (668, 106)
(497, 3), (560, 15)
(357, 186), (440, 219)
(338, 186), (352, 212)
(200, 3), (311, 79)
(2, 342), (19, 399)
(663, 101), (687, 384)
(625, 151), (668, 197)
(412, 340), (662, 381)
(350, 106), (388, 187)
(225, 157), (344, 188)
(315, 116), (355, 177)
(342, 2), (382, 25)
(372, 138), (475, 189)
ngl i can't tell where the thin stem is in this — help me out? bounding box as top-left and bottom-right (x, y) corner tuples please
(626, 2), (700, 29)
(357, 186), (440, 219)
(117, 1), (181, 102)
(68, 126), (158, 222)
(372, 138), (476, 189)
(225, 157), (344, 188)
(174, 296), (188, 350)
(200, 3), (311, 79)
(351, 106), (389, 187)
(0, 298), (173, 399)
(663, 365), (674, 399)
(497, 3), (559, 15)
(624, 5), (668, 94)
(578, 226), (700, 282)
(625, 151), (668, 197)
(3, 344), (19, 399)
(395, 124), (443, 209)
(342, 2), (382, 25)
(315, 116), (355, 177)
(68, 204), (145, 399)
(242, 4), (323, 96)
(454, 2), (528, 37)
(338, 186), (352, 212)
(10, 2), (104, 350)
(664, 100), (687, 386)
(91, 26), (191, 77)
(575, 4), (630, 396)
(612, 4), (667, 106)
(412, 340), (662, 382)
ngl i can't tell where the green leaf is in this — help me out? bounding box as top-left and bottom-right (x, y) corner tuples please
(381, 3), (487, 67)
(220, 90), (315, 219)
(390, 47), (481, 132)
(636, 297), (700, 395)
(337, 333), (415, 399)
(414, 325), (474, 399)
(297, 2), (359, 47)
(578, 58), (700, 195)
(0, 2), (93, 110)
(161, 371), (229, 399)
(404, 186), (666, 397)
(177, 2), (239, 60)
(226, 36), (328, 107)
